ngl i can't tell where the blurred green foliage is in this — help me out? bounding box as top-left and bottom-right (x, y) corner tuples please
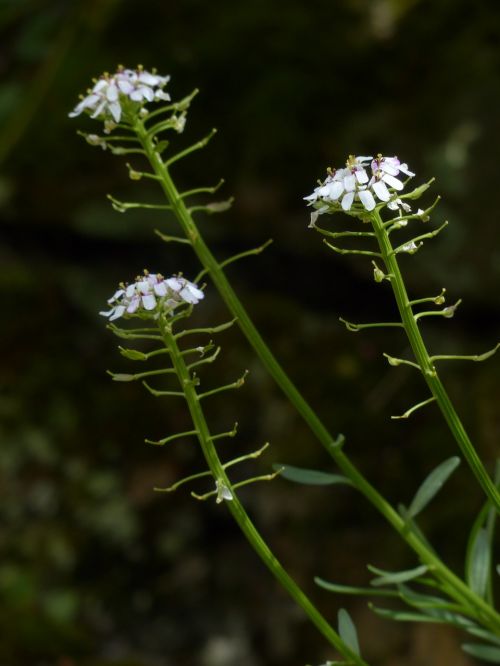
(1, 0), (499, 664)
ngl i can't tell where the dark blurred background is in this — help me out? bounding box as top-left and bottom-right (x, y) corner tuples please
(1, 1), (500, 664)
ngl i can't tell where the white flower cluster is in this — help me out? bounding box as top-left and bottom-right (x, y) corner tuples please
(100, 272), (204, 321)
(69, 66), (171, 123)
(305, 154), (415, 216)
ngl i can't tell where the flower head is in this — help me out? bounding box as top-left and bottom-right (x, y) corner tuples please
(100, 271), (204, 321)
(305, 153), (415, 219)
(304, 155), (375, 212)
(69, 65), (171, 124)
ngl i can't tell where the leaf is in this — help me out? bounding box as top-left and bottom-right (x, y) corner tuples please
(371, 600), (473, 631)
(465, 464), (499, 605)
(407, 457), (460, 518)
(369, 604), (438, 624)
(466, 527), (491, 599)
(370, 603), (472, 629)
(314, 577), (398, 598)
(273, 464), (352, 486)
(337, 608), (360, 656)
(462, 643), (500, 663)
(397, 583), (458, 611)
(368, 563), (428, 587)
(466, 626), (500, 648)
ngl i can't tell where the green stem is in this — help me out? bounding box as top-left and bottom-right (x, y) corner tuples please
(133, 120), (500, 632)
(161, 319), (367, 664)
(371, 210), (500, 515)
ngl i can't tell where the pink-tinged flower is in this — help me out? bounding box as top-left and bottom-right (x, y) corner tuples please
(69, 66), (171, 123)
(100, 271), (204, 321)
(370, 154), (415, 202)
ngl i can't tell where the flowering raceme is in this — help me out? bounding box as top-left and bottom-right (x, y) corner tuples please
(305, 154), (415, 218)
(100, 272), (204, 321)
(69, 66), (171, 124)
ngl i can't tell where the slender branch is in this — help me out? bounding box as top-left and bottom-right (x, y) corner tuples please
(371, 209), (500, 515)
(180, 179), (225, 199)
(197, 370), (249, 400)
(145, 428), (198, 446)
(324, 239), (381, 258)
(340, 317), (404, 332)
(430, 343), (500, 363)
(410, 288), (447, 306)
(165, 129), (217, 167)
(383, 353), (422, 371)
(391, 397), (436, 420)
(414, 299), (462, 321)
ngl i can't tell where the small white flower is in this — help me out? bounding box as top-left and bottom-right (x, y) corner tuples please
(215, 479), (233, 504)
(416, 208), (430, 222)
(69, 66), (171, 123)
(100, 271), (204, 321)
(397, 241), (419, 254)
(387, 197), (412, 214)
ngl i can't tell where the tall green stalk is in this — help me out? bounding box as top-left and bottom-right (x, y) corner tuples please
(371, 209), (500, 514)
(158, 314), (368, 665)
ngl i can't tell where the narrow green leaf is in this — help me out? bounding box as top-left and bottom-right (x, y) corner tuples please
(368, 563), (428, 587)
(273, 464), (352, 486)
(465, 462), (499, 605)
(397, 583), (459, 611)
(369, 604), (438, 624)
(462, 643), (500, 663)
(466, 527), (491, 599)
(314, 577), (398, 598)
(338, 608), (360, 656)
(407, 457), (460, 518)
(370, 603), (473, 630)
(466, 626), (500, 648)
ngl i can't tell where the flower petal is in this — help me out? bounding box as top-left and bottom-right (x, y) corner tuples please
(343, 174), (356, 191)
(382, 173), (404, 190)
(109, 305), (126, 320)
(127, 296), (140, 313)
(108, 101), (122, 122)
(355, 168), (369, 184)
(153, 281), (167, 296)
(142, 293), (157, 310)
(341, 191), (355, 210)
(358, 188), (376, 211)
(399, 162), (415, 177)
(165, 277), (183, 292)
(372, 179), (391, 201)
